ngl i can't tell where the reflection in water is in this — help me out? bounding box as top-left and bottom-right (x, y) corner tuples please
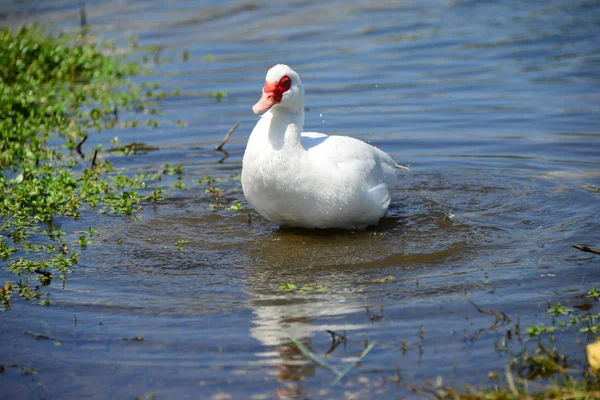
(7, 161), (593, 399)
(248, 277), (368, 399)
(241, 199), (477, 398)
(274, 341), (315, 400)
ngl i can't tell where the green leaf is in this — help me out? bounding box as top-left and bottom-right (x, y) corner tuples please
(279, 283), (297, 291)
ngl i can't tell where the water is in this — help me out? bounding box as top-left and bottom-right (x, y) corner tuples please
(1, 0), (600, 398)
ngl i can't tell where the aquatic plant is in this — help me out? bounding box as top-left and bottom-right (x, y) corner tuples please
(427, 289), (600, 399)
(0, 26), (178, 309)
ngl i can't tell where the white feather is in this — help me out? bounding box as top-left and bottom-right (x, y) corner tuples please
(242, 65), (409, 229)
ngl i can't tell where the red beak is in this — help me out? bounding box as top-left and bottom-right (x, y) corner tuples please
(252, 82), (282, 114)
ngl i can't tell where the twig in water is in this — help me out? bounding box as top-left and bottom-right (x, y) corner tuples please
(91, 148), (98, 169)
(24, 331), (52, 340)
(78, 0), (87, 30)
(217, 151), (229, 164)
(215, 121), (240, 152)
(121, 336), (144, 342)
(75, 135), (88, 159)
(153, 47), (162, 65)
(573, 244), (600, 255)
(287, 333), (377, 386)
(325, 330), (347, 355)
(366, 305), (385, 321)
(287, 335), (339, 376)
(463, 293), (511, 330)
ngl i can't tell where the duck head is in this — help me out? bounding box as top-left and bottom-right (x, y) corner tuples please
(252, 64), (304, 114)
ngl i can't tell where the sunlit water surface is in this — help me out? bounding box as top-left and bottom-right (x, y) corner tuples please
(1, 0), (599, 398)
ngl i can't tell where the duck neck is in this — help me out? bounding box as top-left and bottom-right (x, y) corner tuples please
(264, 107), (304, 151)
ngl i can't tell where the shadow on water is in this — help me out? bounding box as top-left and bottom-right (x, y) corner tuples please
(1, 0), (600, 398)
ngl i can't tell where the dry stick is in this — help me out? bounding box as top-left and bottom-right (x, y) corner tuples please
(505, 364), (519, 398)
(560, 392), (600, 400)
(75, 135), (88, 159)
(215, 121), (240, 151)
(573, 244), (600, 255)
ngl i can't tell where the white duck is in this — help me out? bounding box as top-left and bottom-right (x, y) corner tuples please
(241, 64), (409, 229)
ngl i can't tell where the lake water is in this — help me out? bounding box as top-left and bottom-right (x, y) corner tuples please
(1, 0), (599, 399)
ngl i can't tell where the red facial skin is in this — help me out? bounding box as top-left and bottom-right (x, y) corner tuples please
(252, 75), (292, 114)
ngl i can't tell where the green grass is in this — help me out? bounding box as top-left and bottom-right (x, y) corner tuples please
(0, 26), (246, 310)
(428, 291), (600, 399)
(0, 25), (180, 309)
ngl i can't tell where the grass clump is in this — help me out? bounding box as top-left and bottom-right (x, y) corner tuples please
(0, 25), (176, 309)
(0, 26), (145, 167)
(427, 289), (600, 399)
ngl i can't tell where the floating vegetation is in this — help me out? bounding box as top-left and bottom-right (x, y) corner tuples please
(279, 283), (297, 291)
(107, 142), (160, 155)
(547, 302), (573, 317)
(208, 91), (227, 102)
(279, 283), (330, 294)
(175, 239), (188, 252)
(373, 275), (395, 283)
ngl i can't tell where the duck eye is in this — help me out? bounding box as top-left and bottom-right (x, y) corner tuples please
(280, 76), (291, 88)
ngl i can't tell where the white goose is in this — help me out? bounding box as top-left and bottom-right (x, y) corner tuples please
(241, 64), (409, 229)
